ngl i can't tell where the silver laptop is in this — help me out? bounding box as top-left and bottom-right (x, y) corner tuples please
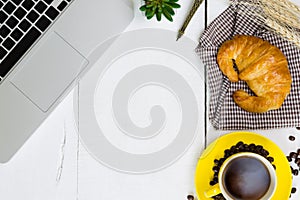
(0, 0), (133, 163)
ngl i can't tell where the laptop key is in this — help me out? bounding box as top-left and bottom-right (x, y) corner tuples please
(11, 28), (23, 41)
(0, 2), (3, 9)
(22, 0), (35, 11)
(3, 1), (16, 14)
(14, 7), (27, 20)
(36, 15), (51, 32)
(0, 47), (7, 60)
(26, 9), (39, 23)
(0, 11), (8, 24)
(45, 6), (59, 20)
(34, 1), (47, 14)
(6, 16), (19, 29)
(0, 27), (41, 77)
(0, 25), (10, 38)
(2, 37), (15, 50)
(57, 1), (67, 11)
(19, 19), (31, 32)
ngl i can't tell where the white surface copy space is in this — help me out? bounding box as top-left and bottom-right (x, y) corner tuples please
(1, 0), (300, 200)
(0, 0), (206, 199)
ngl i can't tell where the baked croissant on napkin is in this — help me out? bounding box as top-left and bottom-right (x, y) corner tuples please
(217, 35), (292, 113)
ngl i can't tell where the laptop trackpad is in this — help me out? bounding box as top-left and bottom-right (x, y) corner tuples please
(11, 32), (88, 112)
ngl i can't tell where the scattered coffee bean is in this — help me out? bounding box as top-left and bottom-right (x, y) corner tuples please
(291, 187), (297, 193)
(296, 127), (300, 130)
(297, 149), (300, 155)
(289, 135), (296, 141)
(187, 195), (194, 200)
(290, 152), (298, 159)
(293, 169), (299, 176)
(287, 156), (292, 162)
(291, 166), (295, 174)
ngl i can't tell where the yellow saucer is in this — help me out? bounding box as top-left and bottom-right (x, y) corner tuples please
(195, 131), (292, 200)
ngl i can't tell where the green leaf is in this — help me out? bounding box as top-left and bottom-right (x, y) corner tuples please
(162, 8), (173, 21)
(152, 4), (157, 11)
(146, 3), (154, 8)
(139, 5), (147, 11)
(156, 12), (162, 21)
(146, 9), (155, 19)
(169, 0), (179, 2)
(165, 2), (181, 9)
(164, 5), (175, 15)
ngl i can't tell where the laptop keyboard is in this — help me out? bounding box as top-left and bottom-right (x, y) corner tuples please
(0, 0), (72, 81)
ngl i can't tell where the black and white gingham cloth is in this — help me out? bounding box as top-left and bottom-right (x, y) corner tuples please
(196, 0), (300, 130)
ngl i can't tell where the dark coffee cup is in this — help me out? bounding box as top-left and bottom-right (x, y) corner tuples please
(205, 152), (277, 200)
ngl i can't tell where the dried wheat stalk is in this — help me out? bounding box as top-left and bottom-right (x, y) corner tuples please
(232, 0), (300, 47)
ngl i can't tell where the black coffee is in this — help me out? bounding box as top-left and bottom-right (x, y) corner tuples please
(223, 156), (271, 200)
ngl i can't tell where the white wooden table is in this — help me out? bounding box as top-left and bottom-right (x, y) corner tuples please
(0, 0), (299, 200)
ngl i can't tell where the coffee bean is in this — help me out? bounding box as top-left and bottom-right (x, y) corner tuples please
(290, 152), (298, 159)
(297, 161), (300, 168)
(187, 195), (194, 200)
(230, 145), (236, 152)
(213, 194), (226, 200)
(214, 172), (218, 178)
(272, 164), (276, 170)
(291, 187), (297, 193)
(233, 148), (239, 154)
(213, 166), (219, 173)
(214, 159), (219, 165)
(210, 180), (217, 186)
(297, 149), (300, 155)
(293, 169), (299, 176)
(218, 158), (225, 166)
(263, 149), (269, 156)
(289, 135), (296, 141)
(236, 141), (243, 148)
(267, 156), (274, 162)
(224, 149), (230, 157)
(296, 127), (300, 130)
(213, 177), (218, 182)
(256, 145), (263, 150)
(295, 158), (300, 165)
(287, 156), (292, 162)
(249, 143), (256, 151)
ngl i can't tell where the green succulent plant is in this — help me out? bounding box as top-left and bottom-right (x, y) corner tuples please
(139, 0), (181, 22)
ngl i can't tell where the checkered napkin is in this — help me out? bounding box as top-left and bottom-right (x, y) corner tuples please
(195, 0), (300, 130)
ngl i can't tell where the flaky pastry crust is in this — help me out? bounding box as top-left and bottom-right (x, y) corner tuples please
(217, 35), (292, 113)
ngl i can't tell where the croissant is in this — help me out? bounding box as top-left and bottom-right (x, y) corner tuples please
(217, 35), (292, 113)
